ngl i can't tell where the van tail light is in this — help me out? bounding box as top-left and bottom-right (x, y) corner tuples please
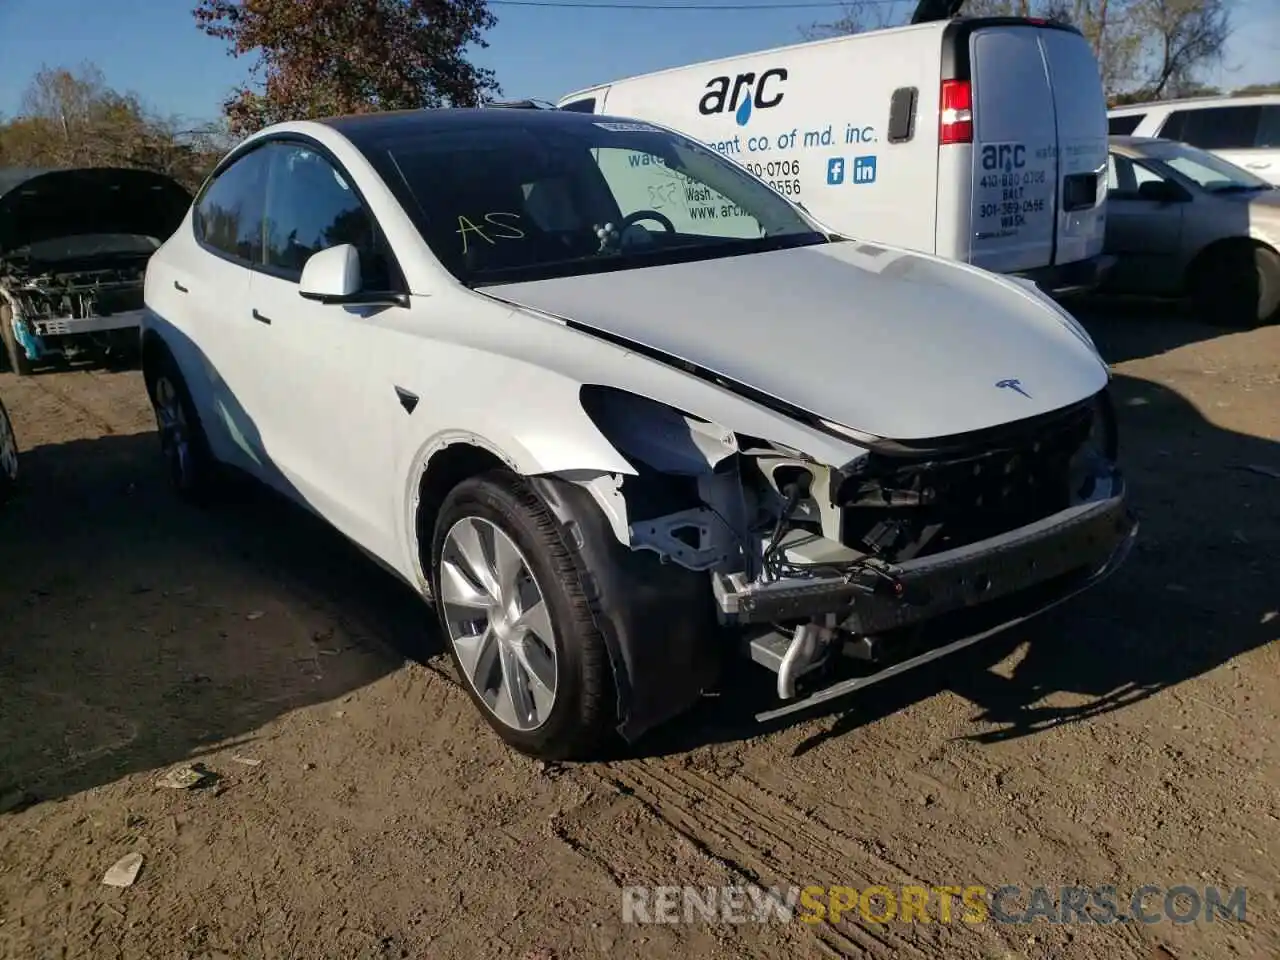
(939, 79), (973, 145)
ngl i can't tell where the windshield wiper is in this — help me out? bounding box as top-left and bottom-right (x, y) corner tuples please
(1209, 183), (1271, 194)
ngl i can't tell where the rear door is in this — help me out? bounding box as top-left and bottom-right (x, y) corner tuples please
(968, 25), (1106, 273)
(1040, 28), (1108, 267)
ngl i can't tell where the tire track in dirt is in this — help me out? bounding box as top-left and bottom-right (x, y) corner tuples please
(571, 757), (933, 959)
(27, 371), (129, 437)
(557, 749), (1161, 960)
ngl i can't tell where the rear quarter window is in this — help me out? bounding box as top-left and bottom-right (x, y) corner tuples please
(1255, 105), (1280, 148)
(1159, 106), (1262, 150)
(1108, 114), (1143, 135)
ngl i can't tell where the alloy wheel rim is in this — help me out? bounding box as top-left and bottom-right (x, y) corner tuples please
(0, 404), (17, 481)
(153, 376), (192, 485)
(439, 516), (559, 732)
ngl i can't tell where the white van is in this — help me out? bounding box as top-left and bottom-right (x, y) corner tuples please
(557, 16), (1114, 296)
(1108, 94), (1280, 185)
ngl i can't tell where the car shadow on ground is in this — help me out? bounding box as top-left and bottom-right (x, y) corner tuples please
(0, 432), (439, 813)
(631, 367), (1280, 760)
(3, 315), (1276, 787)
(1068, 296), (1264, 365)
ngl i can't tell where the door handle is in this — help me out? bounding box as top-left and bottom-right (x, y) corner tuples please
(251, 309), (272, 325)
(1245, 162), (1270, 170)
(173, 280), (188, 293)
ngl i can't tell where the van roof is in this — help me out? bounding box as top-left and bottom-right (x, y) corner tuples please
(559, 15), (1081, 103)
(1109, 92), (1280, 114)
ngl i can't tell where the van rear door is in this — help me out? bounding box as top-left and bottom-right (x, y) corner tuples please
(967, 24), (1106, 274)
(1040, 28), (1108, 267)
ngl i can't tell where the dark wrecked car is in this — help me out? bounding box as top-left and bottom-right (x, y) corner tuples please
(0, 167), (191, 374)
(0, 392), (16, 503)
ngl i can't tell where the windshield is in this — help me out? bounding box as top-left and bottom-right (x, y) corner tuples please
(1143, 140), (1272, 193)
(372, 117), (828, 285)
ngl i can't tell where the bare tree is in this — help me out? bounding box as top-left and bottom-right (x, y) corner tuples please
(800, 0), (911, 39)
(1128, 0), (1231, 97)
(0, 62), (230, 191)
(795, 0), (1235, 102)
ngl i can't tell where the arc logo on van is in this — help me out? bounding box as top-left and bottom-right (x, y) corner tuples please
(982, 144), (1027, 173)
(698, 68), (788, 127)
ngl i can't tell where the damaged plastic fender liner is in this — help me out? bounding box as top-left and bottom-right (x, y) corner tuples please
(527, 475), (721, 742)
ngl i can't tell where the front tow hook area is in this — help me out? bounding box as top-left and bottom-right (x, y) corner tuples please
(751, 512), (1139, 724)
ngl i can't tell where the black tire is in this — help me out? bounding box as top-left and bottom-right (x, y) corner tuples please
(144, 347), (222, 504)
(0, 395), (17, 504)
(431, 470), (615, 761)
(1, 305), (35, 376)
(1189, 243), (1280, 328)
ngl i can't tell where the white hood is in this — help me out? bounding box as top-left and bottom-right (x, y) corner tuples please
(490, 240), (1108, 441)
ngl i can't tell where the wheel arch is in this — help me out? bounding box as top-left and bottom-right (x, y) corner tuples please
(403, 412), (638, 595)
(140, 326), (172, 388)
(1184, 235), (1279, 294)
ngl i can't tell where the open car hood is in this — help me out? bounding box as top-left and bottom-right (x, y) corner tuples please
(491, 241), (1109, 441)
(0, 167), (192, 256)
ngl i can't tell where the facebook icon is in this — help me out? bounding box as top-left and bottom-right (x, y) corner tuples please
(826, 157), (845, 185)
(853, 155), (877, 184)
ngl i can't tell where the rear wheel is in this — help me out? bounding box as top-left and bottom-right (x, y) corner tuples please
(0, 396), (18, 503)
(1189, 243), (1280, 328)
(0, 305), (35, 376)
(431, 470), (615, 761)
(145, 349), (222, 503)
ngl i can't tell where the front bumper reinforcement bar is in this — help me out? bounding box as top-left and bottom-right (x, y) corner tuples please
(753, 500), (1138, 723)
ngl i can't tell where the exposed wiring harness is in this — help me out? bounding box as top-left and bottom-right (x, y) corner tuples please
(760, 472), (906, 595)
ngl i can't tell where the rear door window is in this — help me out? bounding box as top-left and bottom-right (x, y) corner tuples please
(195, 147), (269, 264)
(1160, 106), (1262, 149)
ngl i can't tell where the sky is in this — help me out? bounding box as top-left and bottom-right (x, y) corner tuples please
(0, 0), (1276, 125)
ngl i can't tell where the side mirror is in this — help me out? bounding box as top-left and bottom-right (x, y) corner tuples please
(299, 244), (362, 303)
(1137, 180), (1189, 204)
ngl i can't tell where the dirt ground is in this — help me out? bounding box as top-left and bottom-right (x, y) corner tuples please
(1, 306), (1277, 960)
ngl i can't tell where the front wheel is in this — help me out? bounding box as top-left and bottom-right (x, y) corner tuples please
(431, 471), (616, 761)
(0, 396), (18, 503)
(1190, 243), (1280, 328)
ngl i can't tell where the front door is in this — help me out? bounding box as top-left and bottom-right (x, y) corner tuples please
(245, 141), (404, 560)
(1103, 152), (1186, 297)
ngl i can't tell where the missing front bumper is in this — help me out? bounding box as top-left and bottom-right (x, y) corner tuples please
(723, 487), (1132, 632)
(752, 509), (1137, 722)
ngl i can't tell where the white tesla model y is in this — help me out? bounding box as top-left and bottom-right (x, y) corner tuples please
(141, 106), (1136, 760)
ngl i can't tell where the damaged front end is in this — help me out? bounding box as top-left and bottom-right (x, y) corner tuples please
(577, 384), (1136, 724)
(0, 167), (192, 371)
(1, 254), (153, 367)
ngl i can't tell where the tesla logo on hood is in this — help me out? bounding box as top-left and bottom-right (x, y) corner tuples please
(996, 378), (1032, 399)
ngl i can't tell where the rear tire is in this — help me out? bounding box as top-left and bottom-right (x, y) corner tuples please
(1, 305), (35, 376)
(0, 395), (18, 504)
(1189, 243), (1280, 328)
(144, 348), (222, 504)
(431, 470), (616, 761)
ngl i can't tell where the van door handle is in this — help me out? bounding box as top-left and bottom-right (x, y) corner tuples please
(1245, 161), (1270, 170)
(252, 309), (272, 325)
(173, 280), (188, 293)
